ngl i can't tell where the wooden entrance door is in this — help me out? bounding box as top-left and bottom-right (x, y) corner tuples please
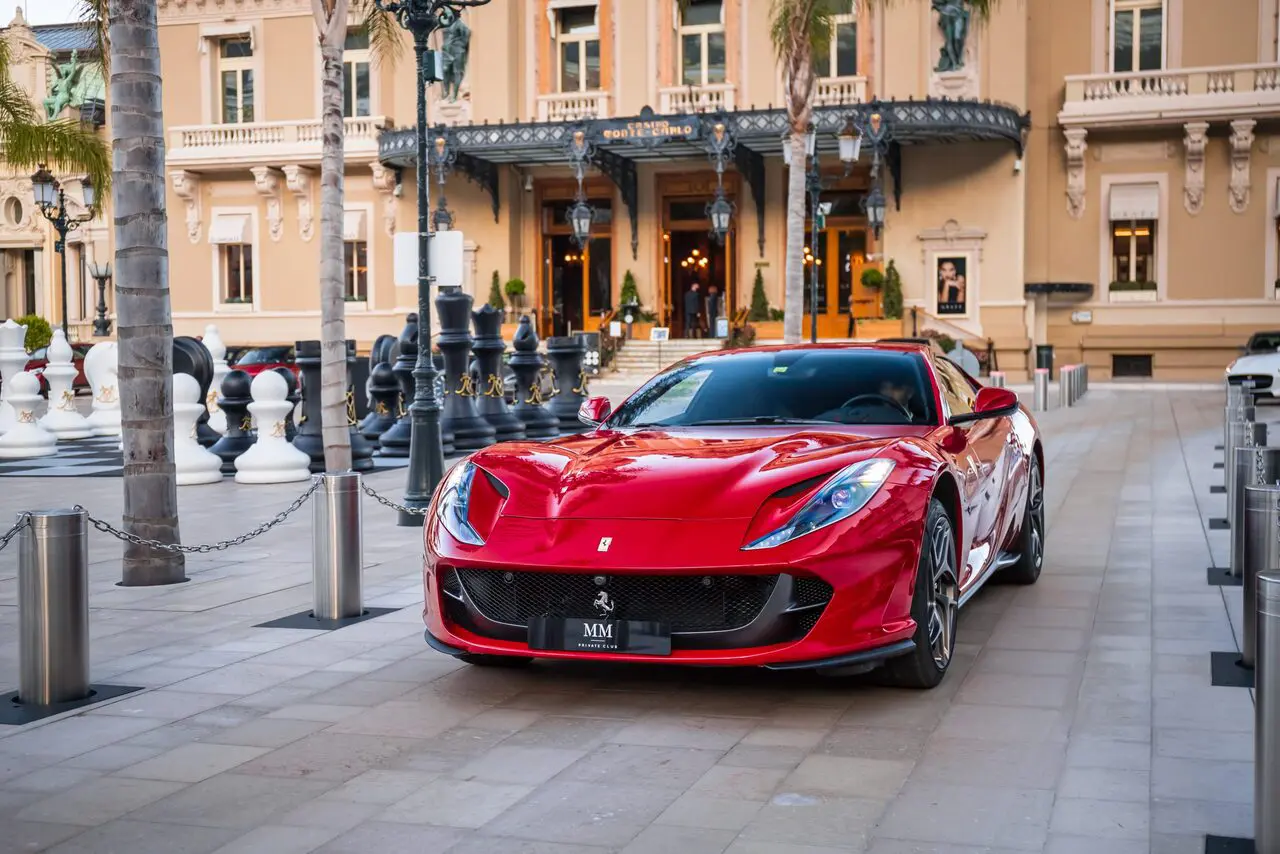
(659, 174), (737, 339)
(801, 225), (877, 338)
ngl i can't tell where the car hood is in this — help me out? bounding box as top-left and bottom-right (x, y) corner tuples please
(1228, 352), (1280, 374)
(470, 427), (933, 520)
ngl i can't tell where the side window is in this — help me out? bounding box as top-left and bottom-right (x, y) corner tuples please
(934, 359), (977, 417)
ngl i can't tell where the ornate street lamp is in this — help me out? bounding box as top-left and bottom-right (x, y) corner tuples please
(372, 0), (492, 525)
(32, 165), (98, 337)
(567, 198), (594, 247)
(565, 127), (594, 248)
(703, 116), (736, 245)
(87, 259), (113, 337)
(862, 183), (887, 240)
(428, 128), (457, 231)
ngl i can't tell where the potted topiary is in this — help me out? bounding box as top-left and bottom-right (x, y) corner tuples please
(503, 278), (526, 318)
(748, 269), (770, 321)
(487, 271), (505, 311)
(16, 314), (52, 352)
(881, 260), (903, 320)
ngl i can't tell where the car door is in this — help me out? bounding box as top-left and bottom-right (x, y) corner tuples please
(933, 358), (1005, 587)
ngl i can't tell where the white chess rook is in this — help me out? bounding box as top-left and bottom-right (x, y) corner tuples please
(0, 318), (30, 435)
(40, 329), (93, 440)
(235, 370), (312, 484)
(84, 341), (122, 437)
(0, 372), (56, 458)
(173, 372), (224, 485)
(204, 323), (230, 434)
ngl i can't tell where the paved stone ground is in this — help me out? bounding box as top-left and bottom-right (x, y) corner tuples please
(0, 387), (1263, 853)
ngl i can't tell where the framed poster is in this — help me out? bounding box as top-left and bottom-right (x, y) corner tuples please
(935, 255), (969, 316)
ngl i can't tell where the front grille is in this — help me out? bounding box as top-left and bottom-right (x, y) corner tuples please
(1232, 374), (1274, 390)
(440, 567), (463, 598)
(454, 569), (779, 633)
(794, 577), (834, 607)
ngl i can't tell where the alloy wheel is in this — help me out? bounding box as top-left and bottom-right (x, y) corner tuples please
(1029, 464), (1045, 570)
(927, 514), (959, 670)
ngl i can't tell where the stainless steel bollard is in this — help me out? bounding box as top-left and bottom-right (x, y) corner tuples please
(1245, 486), (1280, 671)
(313, 472), (364, 621)
(989, 372), (1006, 388)
(1080, 364), (1088, 396)
(1033, 369), (1049, 412)
(1235, 448), (1280, 586)
(18, 509), (90, 706)
(1059, 366), (1072, 408)
(1256, 570), (1280, 852)
(1227, 422), (1267, 533)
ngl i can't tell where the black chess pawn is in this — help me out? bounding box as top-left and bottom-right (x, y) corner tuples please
(375, 315), (418, 458)
(436, 287), (496, 451)
(362, 362), (401, 444)
(346, 340), (376, 472)
(509, 315), (560, 439)
(546, 334), (589, 435)
(209, 370), (255, 475)
(471, 304), (525, 442)
(272, 366), (300, 442)
(360, 334), (397, 435)
(291, 340), (324, 471)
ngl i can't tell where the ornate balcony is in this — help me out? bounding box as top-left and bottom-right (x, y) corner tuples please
(167, 116), (393, 169)
(658, 83), (736, 115)
(536, 91), (611, 122)
(813, 76), (867, 107)
(1061, 63), (1280, 128)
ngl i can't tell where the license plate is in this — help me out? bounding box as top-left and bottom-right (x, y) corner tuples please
(528, 617), (672, 656)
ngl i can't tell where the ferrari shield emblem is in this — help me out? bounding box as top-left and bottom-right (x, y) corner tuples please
(598, 537), (613, 552)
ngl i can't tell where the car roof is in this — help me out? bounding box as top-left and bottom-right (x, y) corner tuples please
(693, 342), (933, 361)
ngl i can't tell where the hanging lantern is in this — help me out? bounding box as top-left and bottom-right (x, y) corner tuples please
(568, 198), (594, 247)
(863, 183), (887, 239)
(31, 165), (57, 210)
(706, 192), (733, 245)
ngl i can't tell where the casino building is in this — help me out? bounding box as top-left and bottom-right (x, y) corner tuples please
(138, 0), (1280, 379)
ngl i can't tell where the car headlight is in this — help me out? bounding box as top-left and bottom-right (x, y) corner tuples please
(437, 461), (485, 545)
(743, 458), (896, 550)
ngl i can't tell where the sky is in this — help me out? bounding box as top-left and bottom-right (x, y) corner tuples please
(16, 0), (82, 26)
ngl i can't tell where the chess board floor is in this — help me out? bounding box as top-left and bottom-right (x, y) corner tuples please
(0, 436), (411, 478)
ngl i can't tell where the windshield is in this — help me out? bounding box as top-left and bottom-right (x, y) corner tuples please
(235, 346), (294, 365)
(1248, 333), (1280, 353)
(606, 349), (936, 428)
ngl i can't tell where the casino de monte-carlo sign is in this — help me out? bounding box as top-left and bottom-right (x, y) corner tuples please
(596, 108), (701, 147)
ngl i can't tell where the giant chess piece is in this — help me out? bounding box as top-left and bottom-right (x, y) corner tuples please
(345, 340), (376, 472)
(547, 335), (590, 434)
(173, 373), (224, 485)
(273, 366), (300, 442)
(360, 333), (397, 436)
(203, 324), (230, 434)
(173, 335), (218, 447)
(362, 362), (400, 444)
(0, 372), (55, 458)
(236, 370), (312, 484)
(0, 318), (29, 434)
(84, 341), (122, 437)
(471, 304), (525, 442)
(509, 316), (560, 439)
(40, 328), (93, 440)
(209, 369), (255, 475)
(436, 287), (496, 451)
(377, 314), (455, 457)
(292, 340), (375, 472)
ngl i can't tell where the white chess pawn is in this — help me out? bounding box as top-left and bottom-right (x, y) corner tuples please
(0, 372), (56, 459)
(235, 370), (311, 484)
(204, 324), (229, 434)
(0, 318), (30, 435)
(40, 329), (93, 440)
(173, 372), (223, 485)
(84, 341), (122, 437)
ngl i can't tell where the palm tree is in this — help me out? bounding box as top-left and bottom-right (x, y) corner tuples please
(104, 0), (186, 585)
(771, 0), (997, 343)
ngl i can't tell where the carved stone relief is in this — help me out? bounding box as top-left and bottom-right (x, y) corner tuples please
(250, 166), (284, 242)
(170, 170), (202, 243)
(1064, 129), (1088, 220)
(1182, 122), (1208, 216)
(282, 165), (314, 241)
(1229, 119), (1255, 214)
(369, 161), (399, 238)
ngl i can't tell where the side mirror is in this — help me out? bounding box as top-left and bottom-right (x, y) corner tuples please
(578, 396), (612, 427)
(949, 387), (1018, 425)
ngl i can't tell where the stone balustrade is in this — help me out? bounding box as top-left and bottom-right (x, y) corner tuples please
(1061, 63), (1280, 127)
(167, 116), (392, 169)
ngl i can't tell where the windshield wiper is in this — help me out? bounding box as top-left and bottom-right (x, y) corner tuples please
(683, 416), (840, 426)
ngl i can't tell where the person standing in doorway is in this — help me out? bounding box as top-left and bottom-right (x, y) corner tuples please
(684, 283), (703, 338)
(706, 284), (722, 339)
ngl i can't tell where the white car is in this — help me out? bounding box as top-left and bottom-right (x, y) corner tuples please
(1226, 331), (1280, 397)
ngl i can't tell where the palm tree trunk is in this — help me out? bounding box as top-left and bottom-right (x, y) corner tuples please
(783, 133), (806, 344)
(109, 0), (185, 585)
(315, 0), (352, 471)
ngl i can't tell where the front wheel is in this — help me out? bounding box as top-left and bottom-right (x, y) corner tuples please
(879, 498), (958, 689)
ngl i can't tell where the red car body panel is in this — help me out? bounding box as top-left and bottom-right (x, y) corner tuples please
(422, 342), (1042, 669)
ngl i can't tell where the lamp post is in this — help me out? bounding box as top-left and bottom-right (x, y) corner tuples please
(704, 116), (736, 246)
(373, 0), (492, 525)
(87, 259), (112, 337)
(566, 128), (595, 248)
(428, 126), (457, 231)
(31, 165), (97, 337)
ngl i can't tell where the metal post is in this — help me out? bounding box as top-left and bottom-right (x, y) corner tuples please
(1227, 421), (1267, 534)
(1059, 366), (1072, 408)
(1256, 570), (1280, 852)
(1245, 487), (1280, 668)
(1033, 368), (1049, 412)
(989, 371), (1006, 388)
(1239, 449), (1280, 590)
(313, 472), (364, 621)
(18, 509), (90, 706)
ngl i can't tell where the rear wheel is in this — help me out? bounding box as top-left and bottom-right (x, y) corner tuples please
(879, 498), (958, 689)
(1001, 459), (1044, 585)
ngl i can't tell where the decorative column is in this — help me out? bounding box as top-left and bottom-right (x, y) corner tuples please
(471, 304), (525, 442)
(435, 287), (496, 451)
(508, 316), (560, 439)
(1183, 122), (1208, 215)
(546, 335), (589, 435)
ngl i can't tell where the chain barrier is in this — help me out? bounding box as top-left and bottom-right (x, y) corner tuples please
(361, 481), (429, 517)
(0, 513), (30, 553)
(76, 479), (321, 554)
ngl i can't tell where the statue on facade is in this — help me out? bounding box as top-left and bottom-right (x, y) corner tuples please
(439, 9), (470, 103)
(932, 0), (971, 73)
(43, 49), (84, 120)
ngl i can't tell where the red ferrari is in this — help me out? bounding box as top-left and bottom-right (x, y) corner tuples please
(422, 343), (1044, 688)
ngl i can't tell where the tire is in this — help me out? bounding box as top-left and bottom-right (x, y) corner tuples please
(458, 653), (533, 668)
(879, 498), (959, 690)
(1000, 458), (1044, 586)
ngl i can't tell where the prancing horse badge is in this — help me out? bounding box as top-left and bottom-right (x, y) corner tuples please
(597, 537), (613, 552)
